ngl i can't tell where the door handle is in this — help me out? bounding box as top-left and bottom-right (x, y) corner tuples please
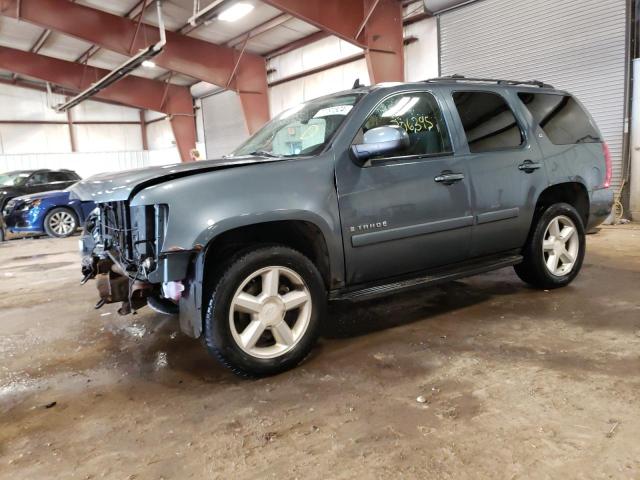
(434, 172), (465, 185)
(518, 160), (542, 173)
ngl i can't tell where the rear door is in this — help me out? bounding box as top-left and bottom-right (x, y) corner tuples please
(335, 89), (473, 285)
(446, 89), (547, 257)
(47, 171), (78, 190)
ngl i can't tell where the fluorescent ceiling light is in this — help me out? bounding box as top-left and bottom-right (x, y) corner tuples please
(218, 2), (254, 22)
(142, 60), (156, 68)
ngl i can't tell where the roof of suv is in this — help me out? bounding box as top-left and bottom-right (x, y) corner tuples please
(329, 76), (566, 102)
(3, 169), (77, 174)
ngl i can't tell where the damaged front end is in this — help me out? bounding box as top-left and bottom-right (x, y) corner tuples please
(79, 202), (187, 317)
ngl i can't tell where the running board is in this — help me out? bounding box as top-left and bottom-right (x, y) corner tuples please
(331, 254), (523, 302)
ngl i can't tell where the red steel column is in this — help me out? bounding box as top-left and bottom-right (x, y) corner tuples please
(363, 0), (404, 83)
(170, 114), (197, 163)
(139, 110), (149, 151)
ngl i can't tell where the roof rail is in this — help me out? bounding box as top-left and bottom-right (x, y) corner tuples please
(423, 74), (554, 89)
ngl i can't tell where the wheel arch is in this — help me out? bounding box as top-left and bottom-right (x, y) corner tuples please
(43, 205), (79, 235)
(201, 219), (334, 293)
(533, 182), (590, 228)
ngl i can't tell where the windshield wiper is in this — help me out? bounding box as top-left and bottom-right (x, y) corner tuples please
(248, 150), (281, 158)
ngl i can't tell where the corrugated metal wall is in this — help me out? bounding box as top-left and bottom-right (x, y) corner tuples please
(201, 90), (250, 159)
(439, 0), (628, 190)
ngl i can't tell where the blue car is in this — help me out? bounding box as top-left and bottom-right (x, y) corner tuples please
(2, 189), (95, 238)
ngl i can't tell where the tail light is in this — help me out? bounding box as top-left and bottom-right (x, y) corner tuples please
(602, 142), (612, 188)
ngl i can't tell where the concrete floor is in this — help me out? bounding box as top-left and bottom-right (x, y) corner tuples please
(1, 226), (639, 479)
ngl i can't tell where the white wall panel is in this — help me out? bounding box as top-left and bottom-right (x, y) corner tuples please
(404, 17), (439, 82)
(269, 59), (371, 116)
(71, 100), (140, 122)
(0, 83), (66, 122)
(148, 148), (181, 166)
(0, 124), (71, 154)
(201, 90), (249, 158)
(267, 37), (363, 83)
(0, 151), (150, 179)
(73, 124), (143, 152)
(146, 118), (175, 150)
(439, 0), (628, 190)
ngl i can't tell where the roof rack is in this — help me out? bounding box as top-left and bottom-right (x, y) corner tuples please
(423, 74), (554, 89)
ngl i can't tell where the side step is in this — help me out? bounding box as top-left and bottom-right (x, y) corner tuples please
(330, 254), (523, 302)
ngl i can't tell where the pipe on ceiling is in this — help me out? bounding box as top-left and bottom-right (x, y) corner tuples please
(54, 0), (167, 112)
(423, 0), (477, 14)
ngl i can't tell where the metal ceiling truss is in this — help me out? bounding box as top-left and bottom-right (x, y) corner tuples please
(0, 0), (270, 135)
(261, 0), (405, 83)
(0, 44), (196, 161)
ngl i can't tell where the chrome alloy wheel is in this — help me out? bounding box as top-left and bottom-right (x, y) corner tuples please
(49, 211), (76, 236)
(229, 266), (312, 359)
(542, 215), (580, 276)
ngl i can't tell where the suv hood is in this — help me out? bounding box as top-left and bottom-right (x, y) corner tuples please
(69, 156), (282, 203)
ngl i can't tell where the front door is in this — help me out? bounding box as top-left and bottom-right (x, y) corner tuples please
(24, 171), (50, 194)
(336, 90), (473, 285)
(446, 89), (547, 257)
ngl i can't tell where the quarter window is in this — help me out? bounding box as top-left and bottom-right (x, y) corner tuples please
(518, 93), (601, 145)
(452, 91), (524, 153)
(357, 92), (452, 159)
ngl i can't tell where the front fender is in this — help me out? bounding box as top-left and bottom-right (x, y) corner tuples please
(131, 156), (346, 287)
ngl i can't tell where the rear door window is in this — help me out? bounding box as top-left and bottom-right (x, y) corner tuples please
(47, 172), (75, 182)
(452, 91), (524, 153)
(518, 92), (601, 145)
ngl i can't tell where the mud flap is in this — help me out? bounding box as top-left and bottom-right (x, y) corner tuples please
(178, 252), (204, 338)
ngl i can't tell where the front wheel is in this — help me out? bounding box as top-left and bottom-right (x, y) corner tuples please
(44, 207), (78, 238)
(514, 202), (585, 289)
(203, 245), (326, 377)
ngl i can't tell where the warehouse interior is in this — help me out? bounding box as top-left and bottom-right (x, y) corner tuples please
(0, 0), (639, 478)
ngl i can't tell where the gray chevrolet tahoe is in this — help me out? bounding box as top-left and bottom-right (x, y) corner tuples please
(72, 77), (613, 377)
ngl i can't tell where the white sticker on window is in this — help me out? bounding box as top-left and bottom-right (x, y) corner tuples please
(313, 105), (353, 118)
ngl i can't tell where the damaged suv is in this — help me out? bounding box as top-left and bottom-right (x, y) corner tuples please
(72, 77), (613, 377)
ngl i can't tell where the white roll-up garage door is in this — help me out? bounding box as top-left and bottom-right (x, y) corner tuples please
(439, 0), (628, 190)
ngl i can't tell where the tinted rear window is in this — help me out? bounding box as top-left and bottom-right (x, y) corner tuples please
(452, 91), (523, 153)
(518, 93), (600, 145)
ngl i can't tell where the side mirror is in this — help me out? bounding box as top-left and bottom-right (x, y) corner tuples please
(350, 125), (410, 164)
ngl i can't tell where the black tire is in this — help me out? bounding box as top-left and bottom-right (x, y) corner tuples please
(203, 245), (326, 378)
(514, 202), (585, 289)
(43, 207), (78, 238)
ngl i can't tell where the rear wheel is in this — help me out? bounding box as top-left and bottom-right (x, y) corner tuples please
(514, 202), (585, 289)
(44, 207), (78, 238)
(203, 245), (326, 377)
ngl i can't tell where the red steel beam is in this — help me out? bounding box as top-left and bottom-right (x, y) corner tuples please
(0, 46), (196, 162)
(0, 0), (270, 134)
(261, 0), (404, 83)
(362, 0), (404, 83)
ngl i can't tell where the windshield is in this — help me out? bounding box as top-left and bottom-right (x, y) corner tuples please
(231, 93), (363, 158)
(0, 172), (30, 187)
